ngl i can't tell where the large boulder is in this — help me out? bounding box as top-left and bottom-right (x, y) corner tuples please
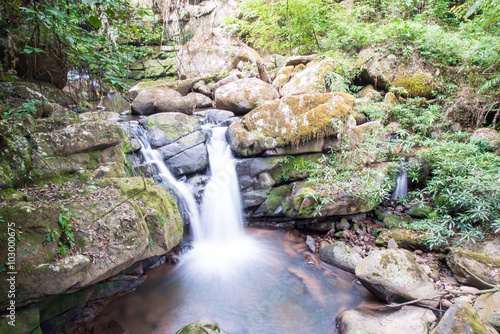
(359, 48), (436, 98)
(238, 92), (355, 149)
(431, 302), (497, 334)
(475, 291), (500, 331)
(337, 306), (437, 334)
(280, 59), (336, 96)
(0, 177), (183, 310)
(446, 248), (500, 289)
(175, 31), (261, 79)
(319, 241), (362, 274)
(139, 112), (201, 148)
(131, 89), (212, 115)
(214, 78), (279, 115)
(128, 77), (211, 101)
(355, 249), (438, 305)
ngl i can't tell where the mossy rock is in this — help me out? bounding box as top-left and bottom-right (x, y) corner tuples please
(269, 154), (323, 184)
(0, 306), (41, 334)
(375, 228), (434, 251)
(431, 302), (493, 334)
(383, 214), (412, 229)
(0, 177), (183, 310)
(176, 319), (227, 334)
(242, 92), (355, 147)
(254, 183), (293, 216)
(391, 70), (434, 98)
(446, 248), (500, 289)
(139, 112), (201, 148)
(408, 205), (434, 218)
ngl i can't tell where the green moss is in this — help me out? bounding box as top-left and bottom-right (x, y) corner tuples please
(0, 307), (41, 334)
(451, 304), (489, 334)
(242, 92), (354, 146)
(391, 71), (434, 98)
(383, 214), (412, 229)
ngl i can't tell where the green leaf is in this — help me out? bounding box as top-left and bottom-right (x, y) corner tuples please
(47, 6), (68, 19)
(83, 0), (100, 4)
(132, 24), (139, 34)
(88, 15), (102, 29)
(105, 8), (115, 20)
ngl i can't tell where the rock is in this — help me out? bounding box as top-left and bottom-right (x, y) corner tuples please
(284, 165), (391, 218)
(13, 81), (74, 107)
(254, 183), (294, 216)
(268, 154), (322, 184)
(359, 48), (436, 98)
(241, 92), (355, 147)
(195, 109), (235, 124)
(383, 214), (411, 229)
(469, 237), (500, 260)
(446, 248), (500, 289)
(272, 65), (295, 91)
(281, 59), (336, 96)
(0, 306), (41, 334)
(384, 92), (399, 109)
(431, 302), (496, 334)
(241, 189), (269, 209)
(158, 131), (207, 160)
(375, 229), (434, 251)
(355, 249), (438, 305)
(387, 238), (399, 249)
(17, 51), (69, 89)
(213, 73), (243, 92)
(358, 85), (382, 101)
(337, 305), (437, 334)
(0, 177), (183, 310)
(283, 55), (316, 67)
(471, 128), (500, 151)
(164, 143), (208, 176)
(139, 112), (201, 148)
(319, 241), (362, 274)
(128, 77), (209, 100)
(475, 291), (500, 331)
(214, 78), (279, 115)
(306, 235), (316, 252)
(176, 319), (228, 334)
(408, 205), (434, 218)
(176, 31), (261, 79)
(346, 121), (384, 149)
(131, 89), (212, 116)
(336, 218), (351, 230)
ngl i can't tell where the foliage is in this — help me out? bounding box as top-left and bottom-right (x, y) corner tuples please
(45, 204), (77, 256)
(0, 0), (150, 92)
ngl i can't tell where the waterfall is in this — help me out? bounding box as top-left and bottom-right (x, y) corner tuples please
(392, 162), (408, 200)
(129, 124), (201, 235)
(198, 126), (245, 242)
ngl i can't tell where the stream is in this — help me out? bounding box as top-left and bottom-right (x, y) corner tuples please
(83, 124), (377, 333)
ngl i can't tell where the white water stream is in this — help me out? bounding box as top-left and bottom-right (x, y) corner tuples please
(88, 123), (375, 333)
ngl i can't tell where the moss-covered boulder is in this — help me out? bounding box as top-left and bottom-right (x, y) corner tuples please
(241, 92), (356, 147)
(355, 249), (438, 306)
(359, 48), (437, 98)
(431, 302), (496, 334)
(176, 319), (228, 334)
(375, 228), (434, 251)
(319, 241), (362, 274)
(139, 112), (201, 148)
(475, 291), (500, 331)
(337, 305), (436, 334)
(280, 59), (336, 96)
(128, 76), (211, 100)
(383, 214), (412, 229)
(408, 205), (434, 218)
(446, 248), (500, 289)
(254, 183), (294, 216)
(214, 78), (279, 115)
(272, 65), (295, 91)
(0, 177), (183, 310)
(0, 306), (41, 334)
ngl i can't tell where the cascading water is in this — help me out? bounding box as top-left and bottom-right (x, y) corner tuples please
(392, 161), (408, 200)
(129, 123), (201, 234)
(89, 124), (376, 333)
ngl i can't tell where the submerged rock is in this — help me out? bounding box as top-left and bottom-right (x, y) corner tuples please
(319, 241), (362, 274)
(355, 249), (438, 306)
(337, 305), (436, 334)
